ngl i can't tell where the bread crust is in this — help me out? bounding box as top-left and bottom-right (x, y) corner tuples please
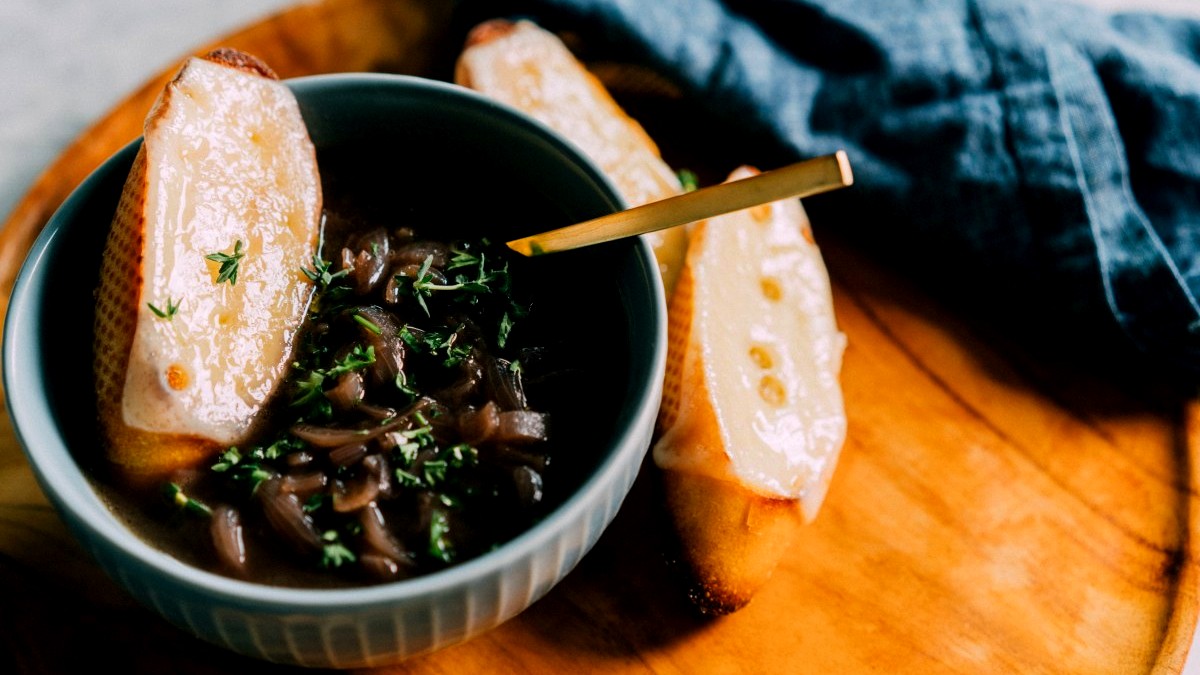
(94, 144), (217, 480)
(662, 469), (802, 615)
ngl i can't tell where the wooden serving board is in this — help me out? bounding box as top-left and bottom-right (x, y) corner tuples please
(1, 0), (1196, 672)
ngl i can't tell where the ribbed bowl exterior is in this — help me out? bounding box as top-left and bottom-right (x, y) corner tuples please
(51, 418), (649, 668)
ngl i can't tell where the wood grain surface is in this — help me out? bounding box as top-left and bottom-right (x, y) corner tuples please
(1, 0), (1196, 672)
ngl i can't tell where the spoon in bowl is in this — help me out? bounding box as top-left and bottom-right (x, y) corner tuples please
(506, 150), (854, 256)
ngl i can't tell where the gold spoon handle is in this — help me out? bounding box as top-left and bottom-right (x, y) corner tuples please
(507, 150), (854, 256)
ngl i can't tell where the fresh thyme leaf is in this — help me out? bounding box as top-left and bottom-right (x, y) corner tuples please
(328, 344), (375, 379)
(320, 530), (357, 568)
(291, 369), (327, 408)
(407, 252), (511, 316)
(210, 445), (272, 494)
(395, 468), (422, 487)
(304, 493), (330, 514)
(411, 254), (436, 316)
(164, 482), (212, 517)
(398, 325), (422, 350)
(211, 447), (242, 472)
(147, 297), (181, 320)
(264, 436), (301, 460)
(290, 345), (375, 410)
(301, 255), (349, 290)
(394, 370), (419, 399)
(678, 168), (699, 192)
(497, 311), (514, 348)
(446, 247), (480, 271)
(443, 342), (472, 368)
(423, 459), (448, 485)
(206, 240), (245, 285)
(353, 313), (382, 335)
(428, 509), (454, 563)
(443, 444), (478, 468)
(400, 425), (435, 448)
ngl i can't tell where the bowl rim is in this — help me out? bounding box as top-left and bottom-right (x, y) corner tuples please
(3, 71), (667, 611)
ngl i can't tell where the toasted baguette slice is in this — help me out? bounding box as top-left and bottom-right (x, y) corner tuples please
(455, 19), (688, 292)
(653, 166), (847, 614)
(93, 49), (321, 481)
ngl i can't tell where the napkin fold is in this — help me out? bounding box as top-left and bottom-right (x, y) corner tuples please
(456, 0), (1200, 380)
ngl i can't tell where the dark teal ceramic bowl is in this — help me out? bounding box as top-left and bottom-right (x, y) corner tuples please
(3, 73), (666, 668)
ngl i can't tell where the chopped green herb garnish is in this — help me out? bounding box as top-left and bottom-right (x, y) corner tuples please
(404, 326), (473, 367)
(428, 509), (454, 563)
(290, 344), (376, 410)
(394, 370), (419, 399)
(320, 530), (357, 568)
(405, 251), (512, 317)
(147, 297), (181, 320)
(443, 443), (478, 468)
(497, 311), (514, 348)
(211, 446), (243, 472)
(206, 240), (246, 285)
(304, 493), (330, 514)
(330, 344), (376, 378)
(353, 313), (382, 335)
(446, 247), (481, 270)
(423, 459), (448, 485)
(301, 255), (350, 292)
(210, 446), (273, 493)
(164, 482), (212, 517)
(186, 232), (548, 581)
(395, 468), (422, 487)
(402, 424), (435, 447)
(678, 168), (699, 192)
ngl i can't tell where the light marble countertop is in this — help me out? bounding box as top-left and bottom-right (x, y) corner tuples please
(0, 0), (298, 228)
(2, 0), (1198, 672)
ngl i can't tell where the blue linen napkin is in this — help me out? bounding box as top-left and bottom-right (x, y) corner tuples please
(455, 0), (1200, 380)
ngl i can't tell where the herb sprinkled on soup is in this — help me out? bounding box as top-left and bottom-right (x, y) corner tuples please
(157, 224), (567, 584)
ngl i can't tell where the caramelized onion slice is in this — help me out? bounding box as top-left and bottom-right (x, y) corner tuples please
(481, 353), (526, 411)
(291, 424), (377, 448)
(459, 401), (500, 445)
(391, 240), (449, 268)
(329, 442), (369, 467)
(259, 477), (322, 553)
(291, 397), (434, 448)
(280, 471), (329, 501)
(332, 455), (388, 513)
(496, 410), (549, 444)
(352, 306), (406, 387)
(210, 505), (247, 576)
(349, 228), (390, 295)
(360, 501), (411, 563)
(512, 466), (544, 507)
(327, 371), (365, 411)
(361, 553), (404, 581)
